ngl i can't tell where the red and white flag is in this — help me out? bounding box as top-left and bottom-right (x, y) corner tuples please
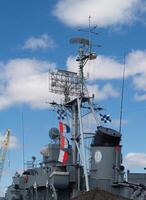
(58, 149), (69, 163)
(59, 121), (64, 134)
(60, 136), (69, 149)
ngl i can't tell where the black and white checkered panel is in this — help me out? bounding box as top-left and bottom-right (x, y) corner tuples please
(57, 109), (66, 121)
(100, 113), (111, 123)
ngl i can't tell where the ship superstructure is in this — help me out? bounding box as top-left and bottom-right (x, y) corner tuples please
(4, 35), (146, 200)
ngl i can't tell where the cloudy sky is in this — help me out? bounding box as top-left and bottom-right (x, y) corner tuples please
(0, 0), (146, 196)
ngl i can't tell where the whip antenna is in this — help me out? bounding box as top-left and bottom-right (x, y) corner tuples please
(119, 53), (126, 133)
(22, 111), (25, 171)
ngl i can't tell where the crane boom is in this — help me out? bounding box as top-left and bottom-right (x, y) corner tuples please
(0, 129), (10, 182)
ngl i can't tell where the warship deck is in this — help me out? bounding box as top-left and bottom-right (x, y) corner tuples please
(73, 187), (130, 200)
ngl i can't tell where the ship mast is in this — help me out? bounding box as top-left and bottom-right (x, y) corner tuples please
(49, 33), (98, 194)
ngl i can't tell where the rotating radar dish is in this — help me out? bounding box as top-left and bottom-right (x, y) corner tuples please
(70, 37), (90, 46)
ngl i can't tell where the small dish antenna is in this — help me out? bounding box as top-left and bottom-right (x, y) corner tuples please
(49, 128), (60, 141)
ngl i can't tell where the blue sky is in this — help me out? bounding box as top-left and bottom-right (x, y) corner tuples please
(0, 0), (146, 196)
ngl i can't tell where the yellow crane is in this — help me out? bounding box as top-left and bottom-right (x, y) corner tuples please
(0, 129), (10, 182)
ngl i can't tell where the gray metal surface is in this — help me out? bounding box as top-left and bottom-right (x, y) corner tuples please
(4, 126), (146, 200)
(3, 37), (146, 200)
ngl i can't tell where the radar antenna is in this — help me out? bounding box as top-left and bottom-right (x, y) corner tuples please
(49, 69), (81, 103)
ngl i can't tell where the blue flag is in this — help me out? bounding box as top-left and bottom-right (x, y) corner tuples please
(63, 123), (70, 133)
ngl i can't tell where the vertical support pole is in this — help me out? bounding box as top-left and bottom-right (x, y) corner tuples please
(72, 102), (80, 196)
(72, 103), (78, 165)
(77, 97), (89, 191)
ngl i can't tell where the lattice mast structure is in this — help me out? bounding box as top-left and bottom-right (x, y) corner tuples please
(49, 36), (97, 194)
(0, 129), (11, 182)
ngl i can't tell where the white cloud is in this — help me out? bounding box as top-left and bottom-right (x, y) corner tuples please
(66, 50), (146, 101)
(53, 0), (145, 27)
(135, 93), (146, 101)
(0, 134), (19, 149)
(126, 50), (146, 76)
(124, 152), (146, 168)
(67, 55), (124, 80)
(133, 74), (146, 91)
(67, 50), (146, 81)
(0, 168), (21, 197)
(82, 114), (128, 132)
(0, 49), (146, 110)
(0, 58), (62, 110)
(67, 55), (122, 101)
(22, 34), (56, 50)
(87, 83), (119, 100)
(0, 187), (7, 197)
(9, 135), (19, 149)
(127, 50), (146, 100)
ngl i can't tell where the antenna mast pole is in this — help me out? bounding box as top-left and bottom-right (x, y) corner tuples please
(22, 111), (25, 171)
(79, 47), (85, 96)
(89, 16), (92, 53)
(119, 53), (126, 133)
